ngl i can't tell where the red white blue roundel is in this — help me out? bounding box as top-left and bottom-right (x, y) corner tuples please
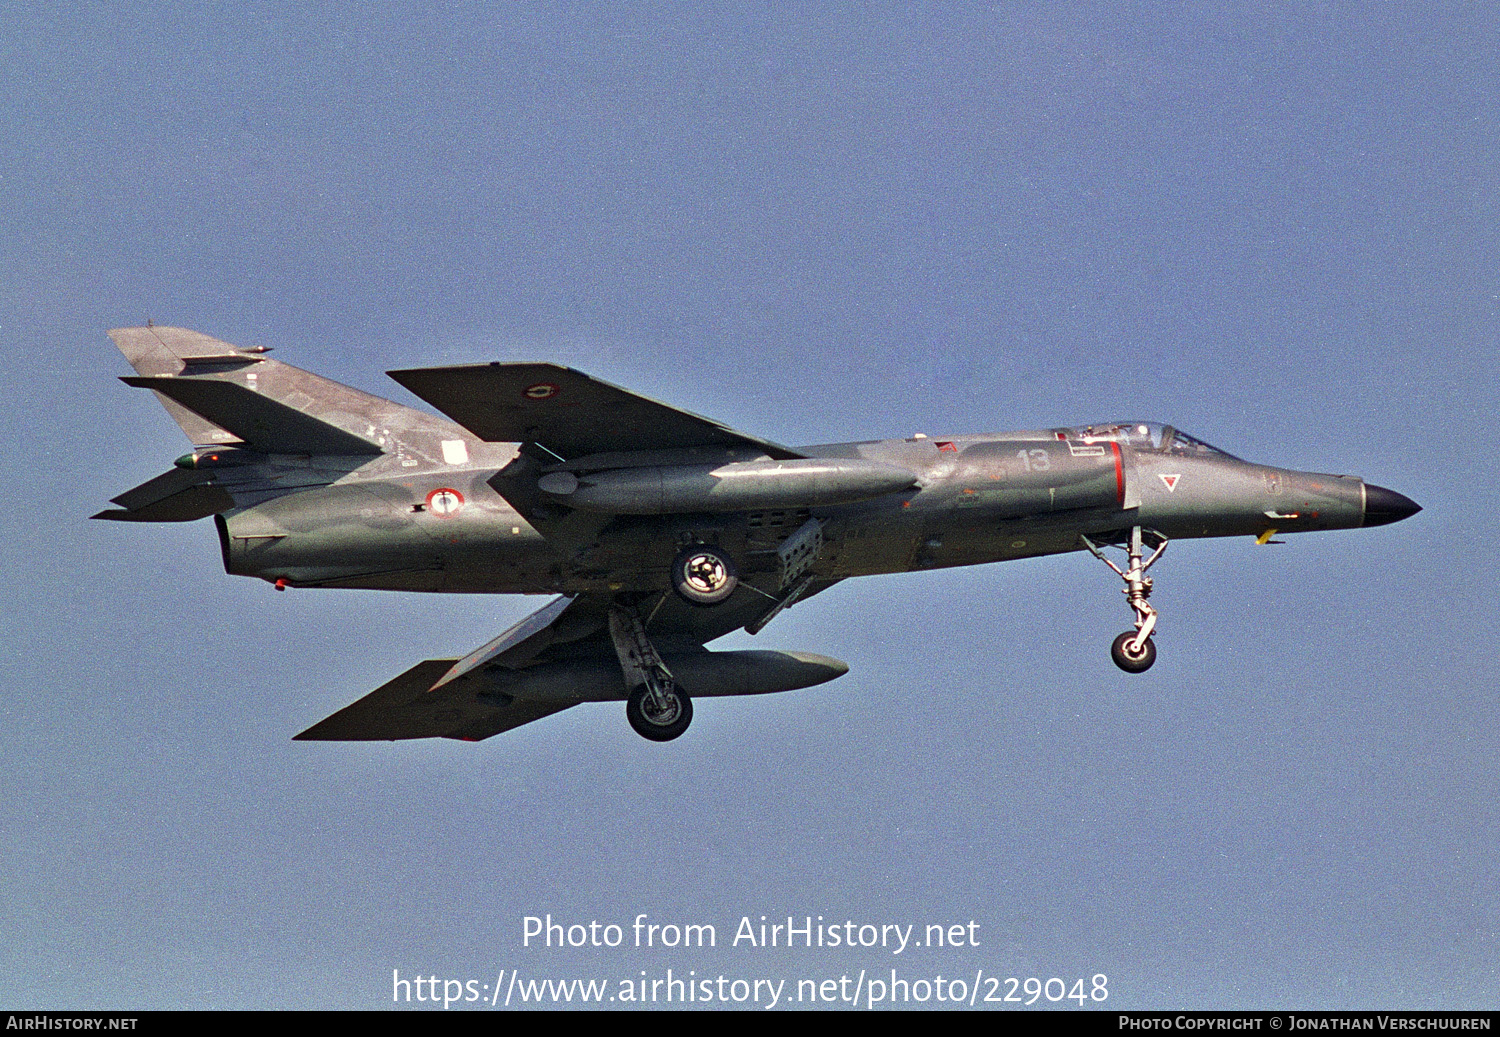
(523, 382), (559, 400)
(426, 487), (465, 517)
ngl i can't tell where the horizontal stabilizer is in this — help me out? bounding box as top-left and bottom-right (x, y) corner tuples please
(123, 376), (383, 456)
(388, 363), (803, 461)
(294, 659), (577, 742)
(92, 468), (235, 522)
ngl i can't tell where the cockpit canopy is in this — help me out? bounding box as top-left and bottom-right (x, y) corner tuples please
(1064, 421), (1240, 460)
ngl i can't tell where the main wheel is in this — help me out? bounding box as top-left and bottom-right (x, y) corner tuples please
(1111, 631), (1157, 673)
(670, 544), (738, 606)
(626, 684), (693, 742)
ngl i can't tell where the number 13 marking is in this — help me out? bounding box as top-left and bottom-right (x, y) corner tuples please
(1017, 449), (1050, 472)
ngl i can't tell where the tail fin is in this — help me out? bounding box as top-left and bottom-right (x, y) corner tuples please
(108, 326), (409, 456)
(108, 327), (248, 445)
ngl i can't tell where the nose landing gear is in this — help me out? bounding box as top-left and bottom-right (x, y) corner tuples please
(1110, 630), (1157, 673)
(1081, 527), (1168, 673)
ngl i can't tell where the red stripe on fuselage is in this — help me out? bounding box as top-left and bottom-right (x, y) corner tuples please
(1111, 442), (1124, 504)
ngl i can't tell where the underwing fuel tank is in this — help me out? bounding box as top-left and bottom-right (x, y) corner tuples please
(469, 650), (850, 703)
(535, 458), (916, 514)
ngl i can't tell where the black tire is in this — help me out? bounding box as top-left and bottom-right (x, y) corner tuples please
(1111, 631), (1157, 673)
(626, 684), (693, 742)
(670, 544), (738, 606)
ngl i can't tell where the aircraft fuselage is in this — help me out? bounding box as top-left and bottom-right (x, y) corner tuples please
(215, 422), (1397, 595)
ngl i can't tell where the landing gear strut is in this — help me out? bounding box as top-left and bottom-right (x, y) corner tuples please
(609, 604), (693, 741)
(1081, 527), (1168, 674)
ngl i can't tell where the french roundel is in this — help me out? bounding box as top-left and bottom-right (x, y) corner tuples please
(523, 382), (560, 400)
(426, 487), (465, 517)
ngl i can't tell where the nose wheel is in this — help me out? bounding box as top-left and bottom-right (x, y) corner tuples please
(1110, 631), (1157, 673)
(1081, 527), (1168, 674)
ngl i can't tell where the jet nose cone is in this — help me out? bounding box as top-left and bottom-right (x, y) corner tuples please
(1363, 484), (1422, 527)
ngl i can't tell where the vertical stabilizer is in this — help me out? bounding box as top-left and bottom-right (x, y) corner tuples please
(108, 327), (248, 445)
(107, 326), (460, 456)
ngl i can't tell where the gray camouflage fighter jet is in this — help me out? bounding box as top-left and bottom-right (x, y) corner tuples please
(97, 326), (1421, 743)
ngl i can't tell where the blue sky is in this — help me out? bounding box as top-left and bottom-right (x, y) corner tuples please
(2, 4), (1496, 1009)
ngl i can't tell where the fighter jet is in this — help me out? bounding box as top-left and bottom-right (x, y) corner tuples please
(96, 326), (1421, 743)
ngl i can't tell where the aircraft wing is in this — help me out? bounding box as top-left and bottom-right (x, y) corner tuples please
(293, 659), (577, 742)
(295, 579), (841, 742)
(386, 363), (805, 461)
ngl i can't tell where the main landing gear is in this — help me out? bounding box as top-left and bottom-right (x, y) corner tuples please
(626, 682), (693, 742)
(670, 544), (738, 606)
(609, 604), (693, 741)
(1081, 527), (1169, 674)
